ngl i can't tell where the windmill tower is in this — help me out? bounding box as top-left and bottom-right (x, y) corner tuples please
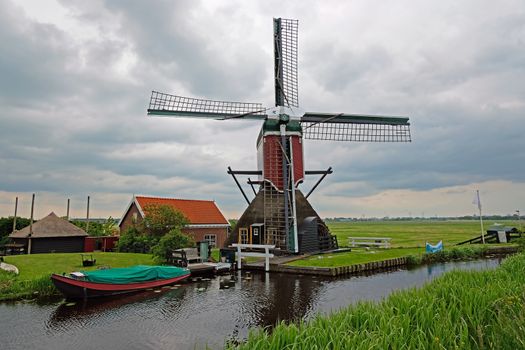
(147, 18), (411, 254)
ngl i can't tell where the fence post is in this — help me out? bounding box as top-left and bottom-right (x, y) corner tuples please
(237, 245), (242, 270)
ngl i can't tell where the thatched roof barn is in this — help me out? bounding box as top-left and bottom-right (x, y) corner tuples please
(9, 212), (87, 254)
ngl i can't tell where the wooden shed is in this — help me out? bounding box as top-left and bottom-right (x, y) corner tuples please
(9, 212), (88, 254)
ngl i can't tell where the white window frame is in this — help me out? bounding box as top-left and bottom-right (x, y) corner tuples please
(204, 234), (217, 247)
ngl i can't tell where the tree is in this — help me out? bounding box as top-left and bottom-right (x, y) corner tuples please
(70, 217), (119, 237)
(142, 204), (189, 236)
(151, 228), (194, 261)
(0, 217), (31, 245)
(118, 204), (191, 255)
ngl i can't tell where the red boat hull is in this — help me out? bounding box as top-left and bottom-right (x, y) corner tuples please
(51, 273), (190, 299)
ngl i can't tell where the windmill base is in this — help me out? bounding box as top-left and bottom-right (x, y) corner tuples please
(227, 189), (338, 254)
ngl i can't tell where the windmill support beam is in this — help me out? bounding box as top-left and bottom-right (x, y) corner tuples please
(247, 180), (264, 185)
(305, 169), (334, 175)
(280, 124), (290, 250)
(247, 177), (257, 196)
(227, 170), (262, 175)
(305, 167), (333, 199)
(227, 166), (251, 205)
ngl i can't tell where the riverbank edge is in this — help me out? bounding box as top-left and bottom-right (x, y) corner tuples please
(244, 245), (517, 276)
(228, 252), (525, 349)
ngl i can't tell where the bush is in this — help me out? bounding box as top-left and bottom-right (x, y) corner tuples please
(421, 246), (487, 264)
(117, 226), (158, 253)
(151, 228), (194, 262)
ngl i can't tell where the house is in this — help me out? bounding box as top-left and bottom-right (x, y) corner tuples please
(119, 196), (230, 248)
(9, 212), (88, 254)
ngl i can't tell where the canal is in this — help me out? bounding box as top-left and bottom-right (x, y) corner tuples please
(0, 258), (502, 350)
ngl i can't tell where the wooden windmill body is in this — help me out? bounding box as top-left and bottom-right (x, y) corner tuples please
(148, 18), (411, 253)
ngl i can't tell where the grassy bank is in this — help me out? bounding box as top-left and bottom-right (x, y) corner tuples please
(287, 245), (497, 268)
(288, 247), (421, 267)
(229, 252), (525, 349)
(0, 252), (154, 301)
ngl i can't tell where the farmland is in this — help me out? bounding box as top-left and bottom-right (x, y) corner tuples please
(326, 219), (519, 248)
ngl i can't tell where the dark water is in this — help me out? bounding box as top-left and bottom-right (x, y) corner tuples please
(0, 258), (502, 350)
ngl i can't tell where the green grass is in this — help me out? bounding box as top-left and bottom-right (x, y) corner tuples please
(228, 252), (525, 349)
(284, 220), (518, 268)
(288, 247), (422, 267)
(287, 245), (493, 268)
(1, 252), (154, 301)
(328, 220), (519, 248)
(3, 252), (154, 279)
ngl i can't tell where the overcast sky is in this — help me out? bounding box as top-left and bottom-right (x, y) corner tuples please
(1, 0), (524, 220)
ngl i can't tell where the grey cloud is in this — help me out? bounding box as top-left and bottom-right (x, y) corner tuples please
(1, 0), (524, 218)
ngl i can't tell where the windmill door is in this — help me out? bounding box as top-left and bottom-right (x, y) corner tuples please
(250, 223), (264, 244)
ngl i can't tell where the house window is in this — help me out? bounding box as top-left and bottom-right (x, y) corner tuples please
(239, 228), (249, 244)
(132, 212), (138, 223)
(204, 234), (217, 247)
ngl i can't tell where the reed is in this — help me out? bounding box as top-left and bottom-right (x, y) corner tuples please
(227, 253), (525, 349)
(0, 270), (57, 301)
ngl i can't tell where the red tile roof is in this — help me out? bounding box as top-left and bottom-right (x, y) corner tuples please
(135, 196), (229, 225)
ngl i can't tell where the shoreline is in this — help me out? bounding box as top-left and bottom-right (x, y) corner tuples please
(243, 245), (517, 276)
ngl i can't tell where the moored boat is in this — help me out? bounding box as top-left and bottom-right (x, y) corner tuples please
(51, 265), (190, 299)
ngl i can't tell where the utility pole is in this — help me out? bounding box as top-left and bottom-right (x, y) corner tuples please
(517, 210), (522, 232)
(66, 198), (70, 221)
(86, 196), (90, 235)
(12, 197), (18, 233)
(28, 193), (35, 254)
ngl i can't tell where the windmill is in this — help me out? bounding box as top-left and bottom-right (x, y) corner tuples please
(147, 18), (411, 254)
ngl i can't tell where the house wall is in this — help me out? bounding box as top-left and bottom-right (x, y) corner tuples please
(182, 227), (229, 248)
(119, 202), (143, 234)
(84, 236), (119, 252)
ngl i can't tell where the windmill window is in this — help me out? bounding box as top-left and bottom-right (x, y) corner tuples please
(239, 228), (249, 244)
(204, 234), (217, 247)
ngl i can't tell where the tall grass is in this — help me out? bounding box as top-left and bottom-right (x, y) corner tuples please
(0, 270), (57, 301)
(227, 253), (525, 349)
(405, 245), (489, 266)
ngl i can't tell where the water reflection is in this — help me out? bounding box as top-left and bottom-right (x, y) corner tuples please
(47, 288), (184, 332)
(0, 258), (504, 350)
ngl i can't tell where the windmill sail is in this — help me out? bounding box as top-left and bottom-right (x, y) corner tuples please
(301, 113), (411, 142)
(147, 91), (267, 120)
(274, 18), (299, 108)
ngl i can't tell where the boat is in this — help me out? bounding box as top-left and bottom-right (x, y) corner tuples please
(51, 265), (191, 299)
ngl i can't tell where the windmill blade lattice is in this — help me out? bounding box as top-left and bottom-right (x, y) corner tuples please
(301, 113), (411, 142)
(274, 18), (299, 108)
(148, 91), (267, 120)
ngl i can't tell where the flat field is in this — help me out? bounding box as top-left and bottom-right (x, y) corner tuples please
(327, 220), (519, 248)
(286, 220), (519, 267)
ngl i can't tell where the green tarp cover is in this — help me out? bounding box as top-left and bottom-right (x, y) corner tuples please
(81, 265), (189, 284)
